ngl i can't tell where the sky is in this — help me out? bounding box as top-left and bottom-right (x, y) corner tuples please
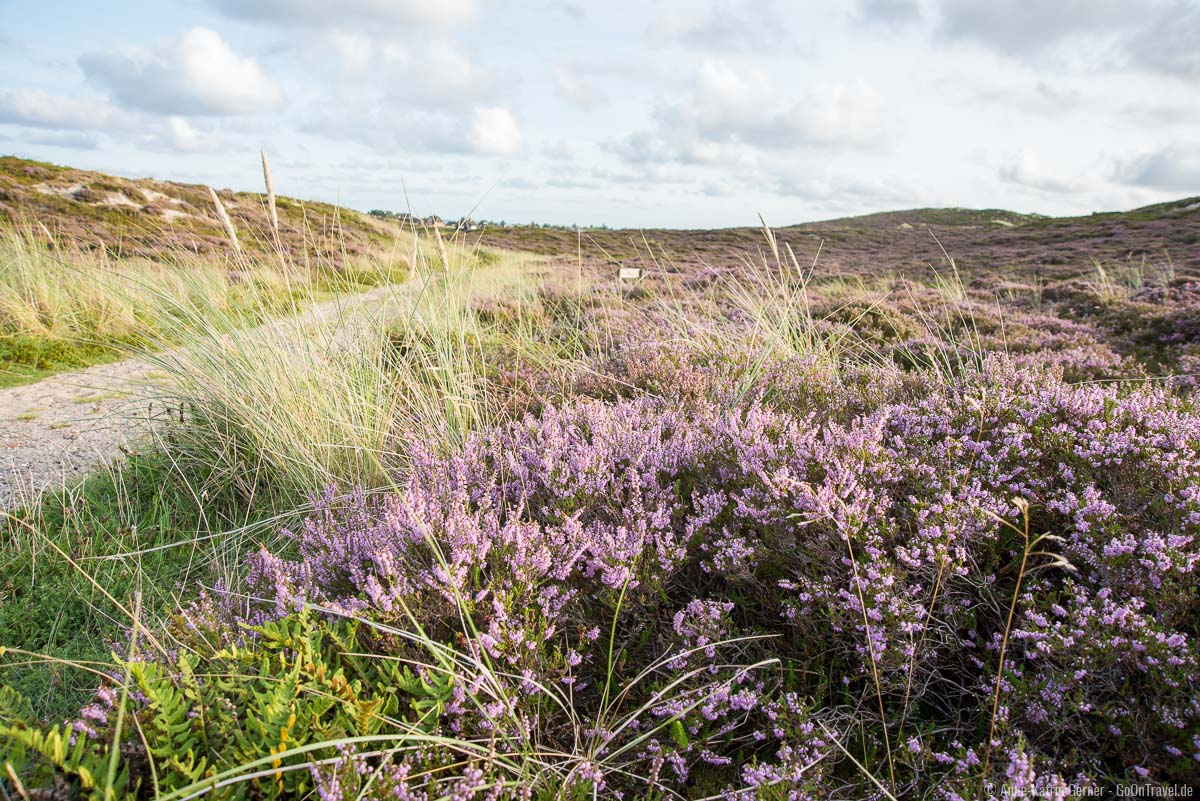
(0, 0), (1198, 228)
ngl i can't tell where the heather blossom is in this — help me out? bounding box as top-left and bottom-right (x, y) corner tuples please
(221, 353), (1200, 794)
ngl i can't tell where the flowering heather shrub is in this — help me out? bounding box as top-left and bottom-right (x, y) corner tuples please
(5, 353), (1198, 798)
(872, 298), (1136, 382)
(221, 357), (1200, 795)
(1059, 277), (1200, 378)
(1173, 352), (1200, 389)
(570, 333), (937, 425)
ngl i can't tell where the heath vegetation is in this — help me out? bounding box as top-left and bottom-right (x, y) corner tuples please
(1, 163), (1198, 799)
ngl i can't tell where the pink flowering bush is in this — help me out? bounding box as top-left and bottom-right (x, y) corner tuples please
(5, 345), (1198, 798)
(222, 355), (1198, 795)
(1071, 277), (1200, 379)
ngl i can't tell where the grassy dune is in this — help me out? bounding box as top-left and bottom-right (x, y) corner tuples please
(0, 156), (400, 261)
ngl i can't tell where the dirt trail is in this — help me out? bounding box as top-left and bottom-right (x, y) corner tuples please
(0, 285), (404, 510)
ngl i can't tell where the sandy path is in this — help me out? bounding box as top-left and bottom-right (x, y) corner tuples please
(0, 285), (405, 510)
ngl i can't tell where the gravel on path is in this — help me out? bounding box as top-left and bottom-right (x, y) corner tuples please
(0, 356), (160, 509)
(0, 285), (405, 510)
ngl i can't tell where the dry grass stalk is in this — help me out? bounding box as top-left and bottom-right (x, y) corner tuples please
(208, 186), (241, 253)
(434, 225), (450, 271)
(261, 149), (280, 243)
(35, 221), (55, 246)
(979, 498), (1075, 783)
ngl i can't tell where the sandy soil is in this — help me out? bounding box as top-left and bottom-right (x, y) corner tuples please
(0, 357), (161, 509)
(0, 285), (404, 510)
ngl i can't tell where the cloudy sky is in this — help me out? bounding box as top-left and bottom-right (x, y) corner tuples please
(0, 0), (1197, 228)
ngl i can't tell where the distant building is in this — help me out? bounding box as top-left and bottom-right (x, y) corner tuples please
(368, 209), (416, 223)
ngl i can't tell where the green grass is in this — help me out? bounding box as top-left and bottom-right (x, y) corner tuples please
(0, 333), (131, 388)
(0, 448), (290, 720)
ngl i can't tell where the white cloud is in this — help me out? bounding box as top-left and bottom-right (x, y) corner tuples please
(79, 27), (281, 116)
(305, 102), (522, 158)
(5, 0), (1194, 226)
(998, 147), (1091, 194)
(682, 59), (778, 132)
(546, 174), (603, 190)
(469, 107), (523, 156)
(160, 117), (213, 152)
(592, 164), (695, 188)
(933, 0), (1199, 80)
(701, 180), (737, 197)
(325, 30), (380, 73)
(554, 2), (587, 19)
(855, 0), (922, 27)
(936, 0), (1132, 54)
(0, 89), (115, 130)
(1113, 144), (1200, 192)
(785, 82), (884, 146)
(290, 32), (509, 160)
(317, 35), (498, 109)
(1123, 1), (1200, 79)
(125, 116), (230, 154)
(0, 87), (231, 154)
(208, 0), (478, 27)
(616, 60), (885, 166)
(416, 41), (492, 99)
(553, 64), (608, 110)
(542, 140), (575, 161)
(501, 176), (540, 190)
(304, 106), (446, 154)
(19, 130), (102, 150)
(771, 169), (924, 211)
(652, 1), (791, 51)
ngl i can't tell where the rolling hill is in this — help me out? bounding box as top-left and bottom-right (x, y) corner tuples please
(0, 155), (404, 263)
(2, 154), (1197, 285)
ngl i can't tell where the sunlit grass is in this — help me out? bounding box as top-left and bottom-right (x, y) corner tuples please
(0, 223), (414, 385)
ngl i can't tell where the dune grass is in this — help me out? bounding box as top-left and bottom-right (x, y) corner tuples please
(0, 224), (413, 387)
(1086, 253), (1176, 302)
(136, 234), (547, 496)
